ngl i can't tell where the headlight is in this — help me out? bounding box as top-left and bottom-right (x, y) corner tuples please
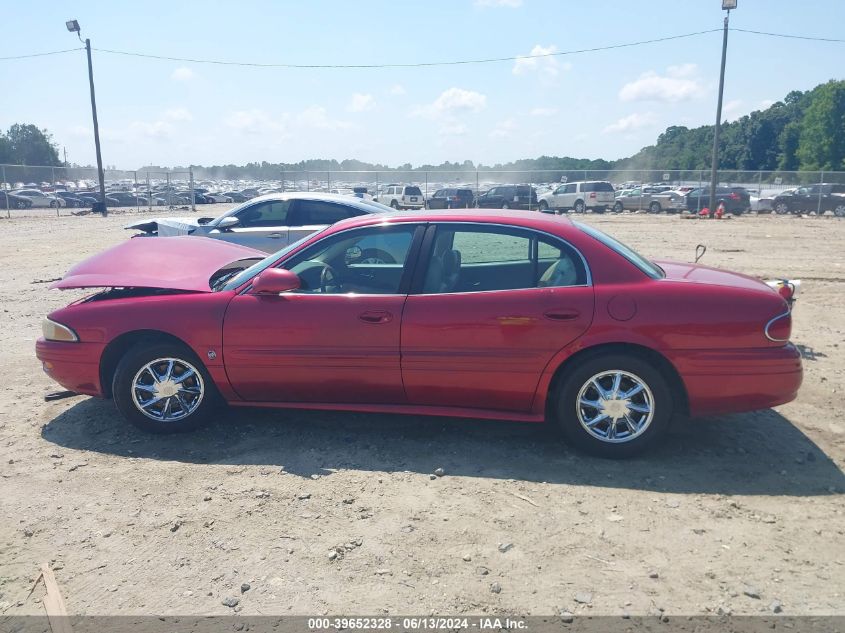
(42, 318), (79, 342)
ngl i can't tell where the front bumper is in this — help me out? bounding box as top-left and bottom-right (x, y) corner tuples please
(36, 338), (105, 397)
(667, 343), (803, 417)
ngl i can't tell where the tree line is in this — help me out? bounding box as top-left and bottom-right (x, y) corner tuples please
(4, 79), (843, 182)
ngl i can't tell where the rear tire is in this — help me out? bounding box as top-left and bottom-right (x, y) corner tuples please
(501, 202), (510, 209)
(112, 341), (219, 434)
(390, 200), (399, 210)
(553, 353), (673, 458)
(834, 204), (845, 218)
(613, 202), (623, 213)
(539, 200), (549, 212)
(574, 200), (585, 213)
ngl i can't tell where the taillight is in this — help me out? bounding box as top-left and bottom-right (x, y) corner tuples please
(729, 192), (740, 200)
(765, 310), (791, 342)
(589, 192), (596, 198)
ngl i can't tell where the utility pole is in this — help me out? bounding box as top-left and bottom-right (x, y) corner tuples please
(708, 1), (736, 217)
(67, 20), (107, 216)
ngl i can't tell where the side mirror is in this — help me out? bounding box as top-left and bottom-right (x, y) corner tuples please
(252, 268), (300, 295)
(216, 216), (240, 231)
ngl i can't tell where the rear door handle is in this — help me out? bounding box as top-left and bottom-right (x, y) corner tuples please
(544, 310), (580, 321)
(358, 310), (393, 324)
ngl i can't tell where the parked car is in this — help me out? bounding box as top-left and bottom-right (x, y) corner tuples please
(475, 185), (538, 210)
(426, 188), (475, 209)
(351, 186), (372, 201)
(125, 192), (396, 253)
(376, 185), (425, 210)
(681, 187), (751, 215)
(109, 192), (148, 207)
(12, 189), (65, 208)
(38, 209), (801, 458)
(77, 193), (121, 207)
(611, 186), (675, 213)
(1, 191), (34, 209)
(206, 192), (235, 203)
(538, 181), (614, 213)
(223, 191), (251, 203)
(772, 184), (845, 216)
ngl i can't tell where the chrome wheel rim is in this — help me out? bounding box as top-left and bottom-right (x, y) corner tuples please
(834, 205), (845, 218)
(131, 357), (204, 422)
(576, 370), (655, 443)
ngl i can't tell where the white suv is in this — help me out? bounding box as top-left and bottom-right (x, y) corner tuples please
(538, 181), (615, 214)
(377, 184), (425, 210)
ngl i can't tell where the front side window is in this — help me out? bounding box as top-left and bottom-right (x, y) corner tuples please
(234, 200), (292, 228)
(291, 200), (355, 226)
(421, 225), (587, 294)
(282, 225), (417, 294)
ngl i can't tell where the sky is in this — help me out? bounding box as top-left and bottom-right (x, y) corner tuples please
(2, 0), (844, 170)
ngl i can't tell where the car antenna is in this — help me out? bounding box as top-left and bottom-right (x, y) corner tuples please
(695, 244), (707, 263)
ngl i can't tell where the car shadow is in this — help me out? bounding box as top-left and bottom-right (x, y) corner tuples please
(41, 397), (844, 496)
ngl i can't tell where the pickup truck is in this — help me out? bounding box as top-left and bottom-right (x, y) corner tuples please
(772, 184), (845, 216)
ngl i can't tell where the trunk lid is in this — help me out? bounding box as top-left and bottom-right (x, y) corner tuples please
(655, 260), (776, 293)
(52, 236), (264, 292)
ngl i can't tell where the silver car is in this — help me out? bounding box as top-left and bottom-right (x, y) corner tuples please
(125, 192), (395, 253)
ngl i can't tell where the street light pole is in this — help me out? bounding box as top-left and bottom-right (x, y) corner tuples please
(67, 20), (107, 216)
(708, 1), (735, 217)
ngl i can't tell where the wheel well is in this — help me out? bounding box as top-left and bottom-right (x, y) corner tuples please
(545, 342), (689, 419)
(99, 330), (191, 398)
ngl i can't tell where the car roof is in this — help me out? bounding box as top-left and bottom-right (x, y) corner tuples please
(226, 191), (393, 213)
(329, 208), (575, 233)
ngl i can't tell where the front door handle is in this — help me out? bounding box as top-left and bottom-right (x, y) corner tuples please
(544, 310), (580, 321)
(267, 232), (284, 239)
(358, 310), (393, 324)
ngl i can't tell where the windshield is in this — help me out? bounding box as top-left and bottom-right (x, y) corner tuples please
(214, 230), (328, 291)
(574, 222), (664, 279)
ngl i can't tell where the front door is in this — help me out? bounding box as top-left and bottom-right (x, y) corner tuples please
(223, 223), (422, 403)
(401, 224), (594, 412)
(212, 198), (294, 252)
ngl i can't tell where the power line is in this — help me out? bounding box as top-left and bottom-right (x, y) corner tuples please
(0, 47), (84, 61)
(91, 30), (723, 68)
(732, 28), (845, 43)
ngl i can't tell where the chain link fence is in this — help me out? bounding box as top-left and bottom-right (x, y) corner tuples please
(3, 164), (844, 218)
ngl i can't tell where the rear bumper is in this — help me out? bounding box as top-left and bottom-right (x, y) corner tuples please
(667, 344), (803, 416)
(35, 338), (105, 397)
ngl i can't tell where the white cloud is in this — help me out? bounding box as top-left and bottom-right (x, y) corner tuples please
(439, 123), (468, 136)
(412, 87), (487, 119)
(759, 99), (775, 109)
(164, 107), (193, 122)
(226, 109), (289, 136)
(348, 93), (375, 112)
(490, 118), (517, 139)
(129, 120), (173, 139)
(297, 106), (352, 130)
(603, 112), (656, 134)
(68, 124), (91, 138)
(474, 0), (523, 6)
(389, 84), (406, 96)
(619, 65), (705, 103)
(530, 107), (558, 117)
(170, 67), (195, 81)
(723, 99), (744, 121)
(512, 44), (568, 80)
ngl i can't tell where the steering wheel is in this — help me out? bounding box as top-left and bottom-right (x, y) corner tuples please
(320, 263), (341, 293)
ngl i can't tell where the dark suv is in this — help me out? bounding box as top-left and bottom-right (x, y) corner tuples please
(475, 185), (538, 210)
(426, 188), (475, 209)
(772, 184), (845, 216)
(682, 187), (751, 215)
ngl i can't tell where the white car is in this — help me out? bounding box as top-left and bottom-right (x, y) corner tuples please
(12, 189), (65, 208)
(537, 181), (615, 214)
(376, 185), (425, 210)
(125, 192), (395, 253)
(206, 192), (235, 203)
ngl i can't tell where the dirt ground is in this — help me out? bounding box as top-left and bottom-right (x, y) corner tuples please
(0, 207), (843, 618)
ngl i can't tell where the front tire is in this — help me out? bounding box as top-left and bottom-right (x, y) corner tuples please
(649, 201), (662, 213)
(774, 202), (790, 215)
(613, 202), (623, 213)
(112, 342), (218, 434)
(553, 353), (673, 458)
(539, 200), (549, 212)
(834, 204), (845, 218)
(501, 202), (510, 209)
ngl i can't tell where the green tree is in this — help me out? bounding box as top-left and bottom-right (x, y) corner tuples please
(4, 124), (61, 166)
(796, 80), (845, 170)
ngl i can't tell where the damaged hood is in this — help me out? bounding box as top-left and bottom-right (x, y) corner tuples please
(52, 236), (264, 292)
(125, 217), (212, 236)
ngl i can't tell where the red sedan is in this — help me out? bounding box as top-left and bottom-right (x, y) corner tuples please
(36, 210), (802, 457)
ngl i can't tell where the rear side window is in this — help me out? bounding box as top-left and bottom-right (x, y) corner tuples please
(404, 186), (422, 196)
(291, 200), (354, 225)
(582, 182), (614, 192)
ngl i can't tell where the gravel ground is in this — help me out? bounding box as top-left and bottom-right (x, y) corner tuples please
(0, 208), (843, 617)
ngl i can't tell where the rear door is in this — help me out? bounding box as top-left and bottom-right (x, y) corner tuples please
(401, 224), (594, 412)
